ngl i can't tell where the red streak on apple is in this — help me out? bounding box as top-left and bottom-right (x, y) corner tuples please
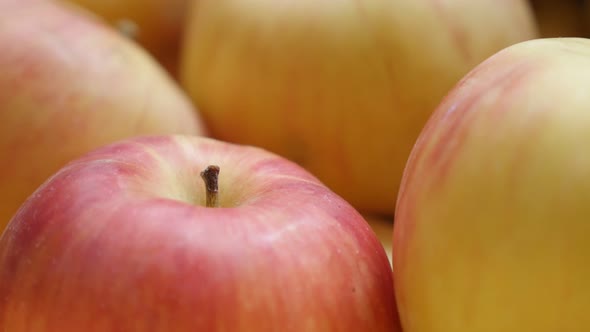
(0, 136), (399, 331)
(394, 52), (539, 278)
(425, 60), (534, 183)
(391, 38), (590, 331)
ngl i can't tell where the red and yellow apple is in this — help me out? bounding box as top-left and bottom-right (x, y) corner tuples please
(0, 0), (206, 229)
(393, 37), (590, 331)
(180, 0), (538, 216)
(64, 0), (190, 75)
(0, 135), (399, 331)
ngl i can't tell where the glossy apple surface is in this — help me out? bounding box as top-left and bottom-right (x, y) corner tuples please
(0, 0), (206, 229)
(0, 135), (399, 332)
(180, 0), (538, 215)
(393, 38), (590, 331)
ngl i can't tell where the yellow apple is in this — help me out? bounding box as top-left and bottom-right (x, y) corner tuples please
(393, 38), (590, 331)
(0, 0), (206, 230)
(180, 0), (538, 215)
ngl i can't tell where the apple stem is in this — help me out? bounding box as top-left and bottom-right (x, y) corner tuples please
(200, 165), (220, 208)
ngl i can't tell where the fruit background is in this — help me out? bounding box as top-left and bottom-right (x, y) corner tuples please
(2, 0), (590, 330)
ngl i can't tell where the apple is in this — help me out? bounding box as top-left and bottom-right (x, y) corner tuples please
(179, 0), (538, 216)
(0, 135), (399, 331)
(393, 37), (590, 331)
(530, 0), (585, 37)
(64, 0), (189, 76)
(0, 0), (206, 230)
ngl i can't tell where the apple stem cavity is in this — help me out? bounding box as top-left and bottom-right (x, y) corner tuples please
(200, 165), (220, 208)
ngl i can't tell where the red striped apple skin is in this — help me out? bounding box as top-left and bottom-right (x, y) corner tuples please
(0, 0), (206, 229)
(393, 38), (590, 331)
(0, 135), (399, 332)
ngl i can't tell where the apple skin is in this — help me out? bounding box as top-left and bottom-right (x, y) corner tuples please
(180, 0), (538, 216)
(0, 135), (399, 331)
(393, 37), (590, 331)
(64, 0), (189, 75)
(0, 0), (206, 229)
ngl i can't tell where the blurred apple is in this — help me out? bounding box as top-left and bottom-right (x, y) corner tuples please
(180, 0), (538, 216)
(393, 38), (590, 331)
(530, 0), (584, 37)
(0, 135), (399, 331)
(63, 0), (190, 76)
(0, 0), (206, 230)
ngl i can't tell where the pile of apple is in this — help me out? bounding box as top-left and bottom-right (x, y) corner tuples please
(1, 0), (589, 331)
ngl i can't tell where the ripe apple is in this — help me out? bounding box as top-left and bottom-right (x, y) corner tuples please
(0, 0), (206, 230)
(0, 135), (399, 331)
(64, 0), (189, 75)
(180, 0), (538, 216)
(393, 37), (590, 331)
(530, 0), (584, 37)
